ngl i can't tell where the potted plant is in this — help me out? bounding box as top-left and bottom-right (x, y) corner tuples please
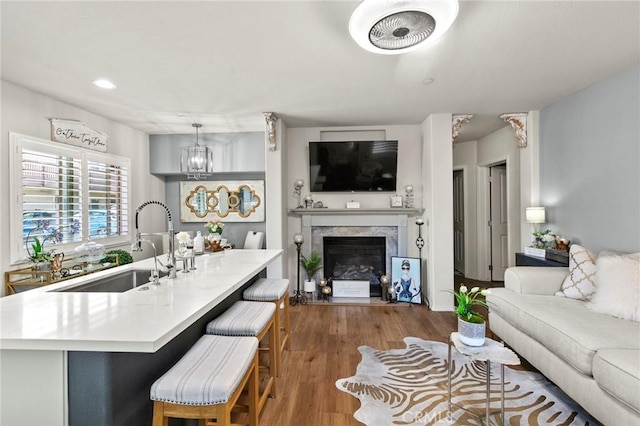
(300, 251), (322, 294)
(452, 285), (491, 346)
(29, 236), (54, 270)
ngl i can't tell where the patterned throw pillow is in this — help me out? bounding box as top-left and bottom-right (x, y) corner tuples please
(555, 244), (597, 300)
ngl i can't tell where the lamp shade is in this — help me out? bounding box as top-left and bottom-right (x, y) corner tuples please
(293, 233), (304, 244)
(525, 207), (546, 224)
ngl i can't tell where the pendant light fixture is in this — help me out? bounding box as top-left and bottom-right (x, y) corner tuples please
(181, 123), (213, 179)
(349, 0), (459, 55)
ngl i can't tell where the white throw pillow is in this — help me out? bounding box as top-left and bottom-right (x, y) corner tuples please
(555, 244), (597, 300)
(588, 255), (640, 322)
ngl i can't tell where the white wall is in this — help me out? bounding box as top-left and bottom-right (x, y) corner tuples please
(453, 140), (479, 279)
(421, 114), (454, 311)
(1, 81), (165, 292)
(265, 118), (288, 279)
(285, 125), (423, 293)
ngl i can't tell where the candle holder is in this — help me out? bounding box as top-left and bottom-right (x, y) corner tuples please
(380, 274), (390, 302)
(318, 277), (331, 302)
(293, 179), (304, 209)
(415, 217), (425, 259)
(290, 233), (307, 306)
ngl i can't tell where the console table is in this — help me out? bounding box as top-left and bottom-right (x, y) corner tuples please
(515, 252), (568, 267)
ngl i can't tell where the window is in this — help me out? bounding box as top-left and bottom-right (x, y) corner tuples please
(10, 133), (130, 264)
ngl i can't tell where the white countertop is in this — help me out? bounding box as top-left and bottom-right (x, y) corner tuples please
(0, 249), (282, 353)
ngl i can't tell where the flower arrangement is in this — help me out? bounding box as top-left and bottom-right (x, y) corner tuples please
(532, 229), (557, 249)
(26, 219), (79, 263)
(452, 285), (490, 324)
(176, 231), (191, 243)
(204, 219), (224, 234)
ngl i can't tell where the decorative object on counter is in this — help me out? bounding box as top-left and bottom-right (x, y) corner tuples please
(525, 206), (546, 233)
(134, 200), (177, 279)
(532, 229), (557, 249)
(304, 194), (314, 209)
(264, 112), (278, 151)
(180, 123), (213, 180)
(555, 237), (571, 252)
(193, 231), (204, 254)
(346, 200), (360, 209)
(176, 232), (190, 257)
(404, 185), (414, 208)
(100, 249), (133, 265)
(318, 278), (330, 302)
(182, 180), (264, 221)
(301, 251), (322, 300)
(25, 219), (80, 265)
(380, 274), (390, 302)
(293, 179), (304, 209)
(290, 233), (307, 306)
(390, 194), (403, 208)
(312, 201), (325, 208)
(451, 285), (490, 346)
(205, 219), (224, 235)
(391, 257), (422, 304)
(74, 239), (106, 270)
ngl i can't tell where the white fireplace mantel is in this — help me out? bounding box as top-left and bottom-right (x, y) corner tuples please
(291, 208), (422, 259)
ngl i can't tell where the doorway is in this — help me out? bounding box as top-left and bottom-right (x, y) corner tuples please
(453, 170), (465, 275)
(489, 163), (508, 281)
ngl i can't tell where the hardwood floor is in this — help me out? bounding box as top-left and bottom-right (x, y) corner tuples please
(257, 303), (458, 426)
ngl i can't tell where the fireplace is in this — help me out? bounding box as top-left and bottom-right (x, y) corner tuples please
(323, 236), (385, 297)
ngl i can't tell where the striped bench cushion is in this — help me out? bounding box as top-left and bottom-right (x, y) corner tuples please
(150, 335), (258, 405)
(206, 301), (275, 336)
(243, 278), (289, 301)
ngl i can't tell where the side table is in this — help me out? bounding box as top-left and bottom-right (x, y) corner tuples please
(447, 332), (520, 425)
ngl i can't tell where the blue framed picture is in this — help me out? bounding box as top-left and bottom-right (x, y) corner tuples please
(391, 256), (421, 304)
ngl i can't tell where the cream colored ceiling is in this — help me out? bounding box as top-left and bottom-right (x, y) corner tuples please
(2, 1), (639, 141)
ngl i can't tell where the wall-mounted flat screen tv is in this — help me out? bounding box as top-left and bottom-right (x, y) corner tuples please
(309, 140), (398, 192)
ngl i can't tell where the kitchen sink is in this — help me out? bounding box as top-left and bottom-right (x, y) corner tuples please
(54, 269), (167, 293)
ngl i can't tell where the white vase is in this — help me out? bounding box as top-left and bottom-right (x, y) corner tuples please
(457, 317), (486, 346)
(304, 280), (316, 293)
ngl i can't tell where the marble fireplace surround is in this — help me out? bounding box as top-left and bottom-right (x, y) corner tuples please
(294, 209), (419, 280)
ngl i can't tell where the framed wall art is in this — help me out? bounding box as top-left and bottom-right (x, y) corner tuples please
(180, 180), (264, 222)
(391, 256), (421, 304)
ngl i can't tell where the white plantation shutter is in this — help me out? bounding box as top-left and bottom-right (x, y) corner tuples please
(10, 133), (131, 264)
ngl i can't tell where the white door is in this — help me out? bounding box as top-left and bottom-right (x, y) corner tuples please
(490, 165), (508, 281)
(453, 170), (465, 275)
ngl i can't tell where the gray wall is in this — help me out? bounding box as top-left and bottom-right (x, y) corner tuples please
(540, 65), (640, 253)
(149, 131), (267, 249)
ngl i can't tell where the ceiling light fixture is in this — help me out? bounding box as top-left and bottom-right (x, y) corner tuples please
(349, 0), (459, 55)
(92, 79), (117, 89)
(181, 123), (213, 179)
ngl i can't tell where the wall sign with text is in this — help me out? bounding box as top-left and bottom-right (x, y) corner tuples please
(49, 118), (108, 152)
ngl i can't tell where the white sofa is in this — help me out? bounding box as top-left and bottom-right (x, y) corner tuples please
(486, 266), (640, 425)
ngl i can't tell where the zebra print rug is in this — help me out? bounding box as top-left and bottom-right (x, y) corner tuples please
(336, 337), (599, 425)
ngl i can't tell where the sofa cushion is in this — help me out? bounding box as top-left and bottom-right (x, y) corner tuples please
(593, 349), (640, 413)
(588, 255), (640, 321)
(555, 244), (597, 301)
(488, 288), (640, 375)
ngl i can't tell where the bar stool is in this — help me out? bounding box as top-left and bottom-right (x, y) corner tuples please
(150, 335), (259, 426)
(243, 278), (290, 376)
(206, 301), (277, 415)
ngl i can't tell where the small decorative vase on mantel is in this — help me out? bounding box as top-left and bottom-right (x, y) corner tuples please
(457, 317), (486, 347)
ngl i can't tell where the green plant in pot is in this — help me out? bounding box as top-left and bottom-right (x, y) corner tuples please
(300, 251), (322, 294)
(29, 237), (53, 264)
(452, 285), (490, 346)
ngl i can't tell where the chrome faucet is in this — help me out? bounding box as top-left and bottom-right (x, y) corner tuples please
(131, 239), (161, 285)
(134, 200), (177, 279)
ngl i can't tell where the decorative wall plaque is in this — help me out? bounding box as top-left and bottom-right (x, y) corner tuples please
(49, 118), (108, 152)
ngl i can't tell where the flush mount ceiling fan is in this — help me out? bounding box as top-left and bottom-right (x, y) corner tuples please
(349, 0), (459, 55)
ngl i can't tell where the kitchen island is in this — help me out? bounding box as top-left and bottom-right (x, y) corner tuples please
(0, 249), (282, 426)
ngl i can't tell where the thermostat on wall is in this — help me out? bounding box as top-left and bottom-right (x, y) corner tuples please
(346, 201), (360, 209)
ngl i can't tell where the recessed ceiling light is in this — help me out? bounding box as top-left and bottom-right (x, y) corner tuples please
(349, 0), (459, 55)
(92, 79), (117, 90)
(422, 77), (435, 85)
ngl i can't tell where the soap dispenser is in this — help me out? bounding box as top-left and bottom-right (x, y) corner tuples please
(193, 231), (204, 254)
